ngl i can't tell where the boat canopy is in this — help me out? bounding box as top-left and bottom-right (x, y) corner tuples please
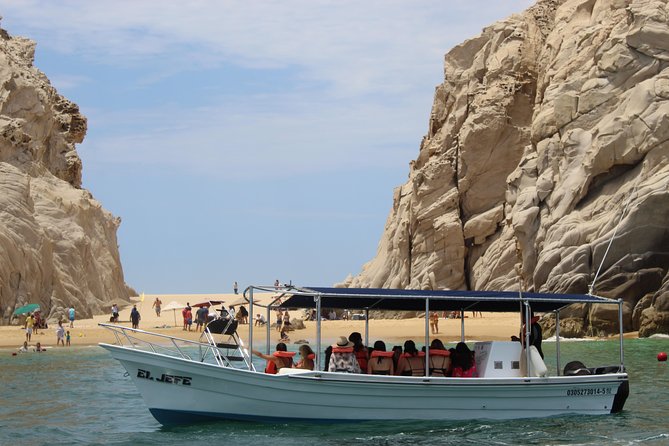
(276, 286), (617, 313)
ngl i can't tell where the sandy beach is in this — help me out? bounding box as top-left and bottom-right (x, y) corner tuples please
(0, 293), (532, 350)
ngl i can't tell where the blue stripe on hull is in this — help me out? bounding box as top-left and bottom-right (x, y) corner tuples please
(149, 408), (361, 425)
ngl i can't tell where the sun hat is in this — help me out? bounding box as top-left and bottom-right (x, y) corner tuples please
(335, 336), (353, 348)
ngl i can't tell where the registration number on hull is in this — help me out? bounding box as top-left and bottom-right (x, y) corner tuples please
(566, 387), (612, 396)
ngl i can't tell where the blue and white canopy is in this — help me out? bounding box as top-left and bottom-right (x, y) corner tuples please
(277, 286), (618, 313)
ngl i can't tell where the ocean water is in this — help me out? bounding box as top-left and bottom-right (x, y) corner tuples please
(1, 338), (668, 446)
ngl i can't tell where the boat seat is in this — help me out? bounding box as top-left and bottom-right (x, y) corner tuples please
(226, 356), (245, 362)
(563, 360), (591, 376)
(206, 319), (238, 335)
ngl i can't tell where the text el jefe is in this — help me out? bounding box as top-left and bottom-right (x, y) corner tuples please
(137, 369), (192, 385)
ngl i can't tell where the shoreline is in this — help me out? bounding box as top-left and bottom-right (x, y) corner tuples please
(0, 293), (638, 350)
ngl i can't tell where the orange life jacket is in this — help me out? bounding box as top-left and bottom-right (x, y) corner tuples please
(354, 348), (369, 373)
(429, 349), (450, 357)
(370, 350), (394, 358)
(264, 351), (296, 374)
(332, 346), (354, 353)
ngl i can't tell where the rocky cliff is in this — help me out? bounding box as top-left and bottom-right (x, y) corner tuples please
(0, 24), (129, 323)
(342, 0), (669, 337)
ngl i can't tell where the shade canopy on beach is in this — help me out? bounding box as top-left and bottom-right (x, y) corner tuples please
(276, 287), (619, 313)
(161, 301), (184, 327)
(192, 300), (225, 308)
(12, 303), (40, 316)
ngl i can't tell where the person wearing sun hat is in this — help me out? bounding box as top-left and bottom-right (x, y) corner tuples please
(327, 336), (361, 373)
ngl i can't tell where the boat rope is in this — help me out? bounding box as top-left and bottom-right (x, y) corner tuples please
(588, 180), (640, 295)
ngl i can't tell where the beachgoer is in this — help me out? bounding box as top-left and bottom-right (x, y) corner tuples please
(511, 310), (544, 359)
(396, 340), (425, 376)
(428, 339), (451, 377)
(185, 307), (193, 331)
(182, 306), (189, 330)
(348, 332), (368, 373)
(66, 331), (71, 346)
(111, 303), (119, 323)
(280, 329), (290, 342)
(233, 281), (238, 294)
(368, 340), (394, 375)
(239, 305), (249, 324)
(152, 297), (162, 317)
(68, 306), (75, 328)
(25, 313), (35, 342)
(18, 341), (29, 353)
(451, 342), (477, 377)
(130, 305), (141, 329)
(252, 342), (295, 374)
(430, 312), (439, 334)
(33, 311), (41, 334)
(56, 321), (65, 347)
(274, 279), (280, 289)
(275, 309), (283, 331)
(254, 314), (266, 326)
(282, 310), (291, 332)
(34, 342), (44, 352)
(295, 345), (315, 370)
(328, 336), (361, 373)
(195, 306), (206, 331)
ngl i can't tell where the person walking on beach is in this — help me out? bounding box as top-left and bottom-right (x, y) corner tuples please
(275, 309), (283, 331)
(130, 305), (141, 329)
(152, 297), (162, 317)
(111, 303), (119, 323)
(430, 311), (439, 334)
(56, 321), (65, 346)
(233, 281), (238, 294)
(25, 313), (35, 342)
(68, 306), (75, 328)
(66, 330), (71, 346)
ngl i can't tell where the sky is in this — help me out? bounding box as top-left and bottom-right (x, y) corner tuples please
(0, 1), (533, 294)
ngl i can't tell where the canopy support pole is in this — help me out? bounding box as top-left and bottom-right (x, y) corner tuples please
(555, 309), (561, 376)
(316, 295), (322, 371)
(460, 309), (465, 343)
(265, 304), (271, 355)
(425, 298), (430, 377)
(248, 287), (254, 371)
(364, 308), (369, 350)
(618, 299), (625, 371)
(524, 301), (531, 377)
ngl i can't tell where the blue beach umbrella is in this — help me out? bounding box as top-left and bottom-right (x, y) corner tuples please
(13, 303), (40, 316)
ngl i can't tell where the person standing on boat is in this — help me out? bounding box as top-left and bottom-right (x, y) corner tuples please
(252, 342), (295, 374)
(328, 337), (361, 373)
(511, 310), (544, 359)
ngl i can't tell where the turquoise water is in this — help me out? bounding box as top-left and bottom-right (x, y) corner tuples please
(1, 338), (668, 446)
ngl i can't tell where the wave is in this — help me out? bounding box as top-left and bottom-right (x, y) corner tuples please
(649, 333), (669, 339)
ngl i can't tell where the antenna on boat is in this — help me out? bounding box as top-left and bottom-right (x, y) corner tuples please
(588, 182), (640, 295)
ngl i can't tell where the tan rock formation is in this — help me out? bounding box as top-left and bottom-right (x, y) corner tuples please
(343, 0), (669, 336)
(0, 24), (129, 323)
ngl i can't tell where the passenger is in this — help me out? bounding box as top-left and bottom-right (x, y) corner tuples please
(295, 345), (315, 370)
(511, 310), (544, 359)
(395, 340), (425, 376)
(252, 342), (295, 374)
(367, 340), (394, 375)
(323, 345), (333, 372)
(391, 345), (403, 371)
(428, 339), (451, 377)
(451, 342), (477, 377)
(328, 336), (361, 373)
(348, 332), (368, 373)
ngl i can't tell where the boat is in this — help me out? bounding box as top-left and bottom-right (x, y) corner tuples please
(99, 286), (629, 424)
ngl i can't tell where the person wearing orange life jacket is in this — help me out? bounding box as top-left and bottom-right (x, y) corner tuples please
(428, 339), (451, 377)
(252, 342), (295, 374)
(367, 340), (394, 375)
(328, 336), (361, 373)
(348, 332), (368, 373)
(395, 340), (426, 376)
(294, 344), (315, 370)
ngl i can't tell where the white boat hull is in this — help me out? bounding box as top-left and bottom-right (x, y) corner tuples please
(101, 343), (629, 424)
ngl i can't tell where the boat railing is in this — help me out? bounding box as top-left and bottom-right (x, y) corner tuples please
(99, 323), (250, 367)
